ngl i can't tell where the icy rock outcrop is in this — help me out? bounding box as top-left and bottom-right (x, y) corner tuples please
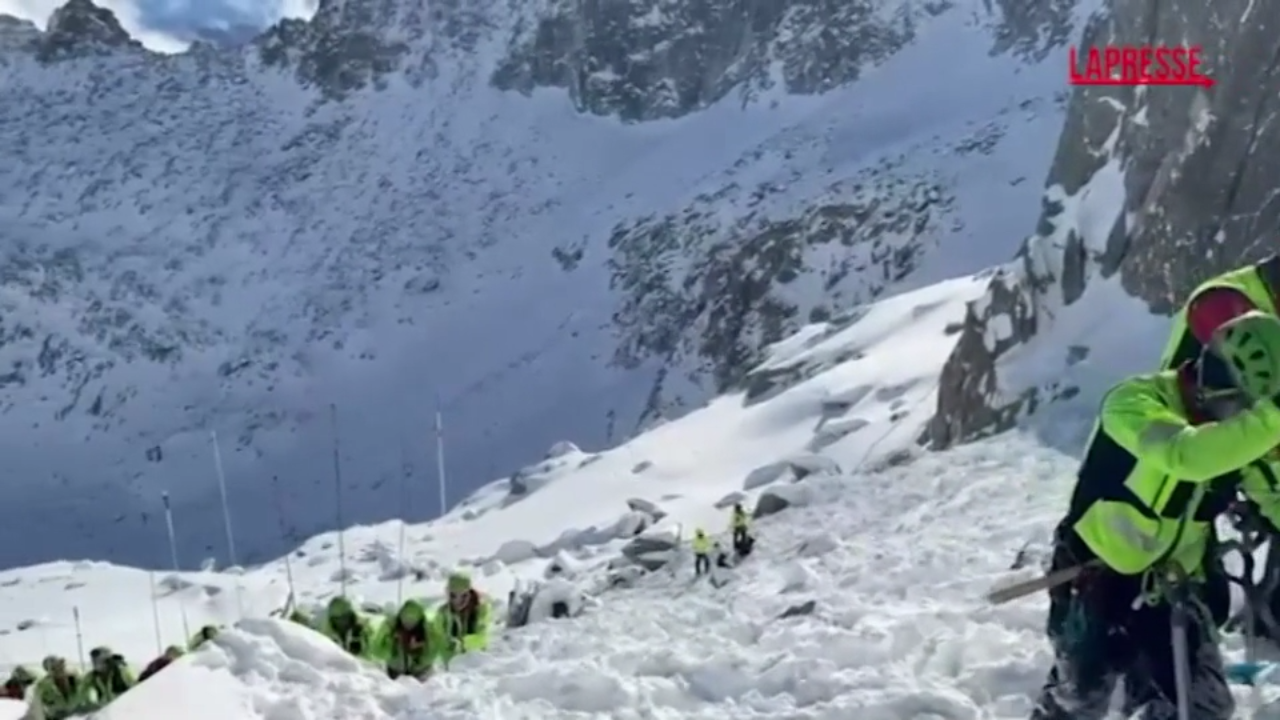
(609, 171), (956, 423)
(744, 453), (841, 491)
(714, 491), (747, 509)
(545, 440), (580, 459)
(492, 0), (923, 122)
(506, 577), (588, 628)
(753, 484), (813, 518)
(619, 530), (680, 571)
(35, 0), (141, 62)
(611, 510), (651, 538)
(254, 0), (413, 99)
(625, 497), (666, 521)
(491, 539), (539, 565)
(929, 0), (1280, 447)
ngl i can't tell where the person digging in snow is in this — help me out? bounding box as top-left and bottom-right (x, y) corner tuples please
(188, 624), (220, 651)
(85, 645), (134, 708)
(2, 665), (35, 700)
(375, 598), (443, 680)
(1032, 310), (1280, 720)
(436, 571), (492, 663)
(317, 596), (376, 658)
(138, 645), (183, 682)
(32, 655), (89, 720)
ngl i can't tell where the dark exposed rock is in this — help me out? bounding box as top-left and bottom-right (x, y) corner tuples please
(777, 599), (817, 620)
(36, 0), (142, 63)
(608, 166), (954, 424)
(492, 0), (922, 122)
(753, 490), (792, 518)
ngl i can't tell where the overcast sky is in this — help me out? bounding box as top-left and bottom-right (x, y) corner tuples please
(0, 0), (317, 52)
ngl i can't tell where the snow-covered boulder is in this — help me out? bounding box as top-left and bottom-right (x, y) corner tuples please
(545, 440), (580, 459)
(744, 454), (842, 490)
(621, 531), (679, 558)
(492, 539), (539, 565)
(777, 599), (818, 620)
(625, 497), (666, 521)
(743, 461), (792, 490)
(753, 484), (814, 519)
(506, 578), (589, 628)
(527, 578), (586, 622)
(714, 491), (747, 509)
(620, 530), (681, 571)
(785, 453), (841, 479)
(606, 565), (647, 589)
(542, 550), (579, 580)
(611, 510), (651, 539)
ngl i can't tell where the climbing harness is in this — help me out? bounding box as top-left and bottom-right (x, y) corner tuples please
(1221, 503), (1280, 637)
(1219, 501), (1280, 718)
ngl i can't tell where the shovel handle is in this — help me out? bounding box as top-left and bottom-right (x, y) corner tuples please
(985, 561), (1101, 605)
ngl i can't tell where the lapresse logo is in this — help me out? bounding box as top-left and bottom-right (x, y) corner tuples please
(1068, 45), (1214, 87)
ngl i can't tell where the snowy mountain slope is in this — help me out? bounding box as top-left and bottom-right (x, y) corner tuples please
(0, 0), (1076, 569)
(7, 270), (1280, 718)
(0, 277), (980, 669)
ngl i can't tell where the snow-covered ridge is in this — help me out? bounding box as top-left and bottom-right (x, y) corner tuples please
(0, 0), (1073, 569)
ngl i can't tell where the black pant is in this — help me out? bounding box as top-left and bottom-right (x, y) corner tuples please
(694, 553), (710, 576)
(732, 527), (749, 547)
(1032, 534), (1233, 720)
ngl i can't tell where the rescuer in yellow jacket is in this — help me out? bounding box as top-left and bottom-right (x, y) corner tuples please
(691, 529), (711, 577)
(1156, 255), (1280, 639)
(1158, 255), (1280, 370)
(1033, 310), (1280, 720)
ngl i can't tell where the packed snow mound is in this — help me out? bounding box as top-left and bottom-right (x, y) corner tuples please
(91, 619), (423, 720)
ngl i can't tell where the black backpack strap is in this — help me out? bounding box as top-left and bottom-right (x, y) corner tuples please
(1255, 254), (1280, 306)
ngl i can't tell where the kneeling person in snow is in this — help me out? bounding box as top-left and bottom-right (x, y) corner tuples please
(318, 596), (376, 658)
(188, 624), (220, 651)
(138, 645), (183, 682)
(1033, 311), (1280, 720)
(437, 572), (492, 660)
(85, 646), (134, 708)
(33, 656), (89, 720)
(714, 540), (732, 569)
(2, 666), (34, 699)
(376, 599), (442, 680)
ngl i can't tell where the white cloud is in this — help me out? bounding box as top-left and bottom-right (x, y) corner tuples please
(0, 0), (316, 53)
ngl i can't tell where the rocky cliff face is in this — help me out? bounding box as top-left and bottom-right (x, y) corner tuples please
(607, 156), (953, 422)
(927, 0), (1280, 447)
(0, 0), (1071, 567)
(492, 0), (928, 122)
